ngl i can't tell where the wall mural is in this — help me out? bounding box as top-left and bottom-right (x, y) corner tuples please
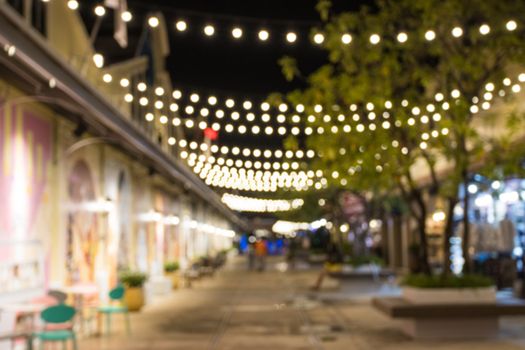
(66, 159), (98, 285)
(0, 104), (52, 296)
(116, 170), (131, 270)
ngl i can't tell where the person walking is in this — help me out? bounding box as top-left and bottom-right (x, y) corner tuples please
(247, 242), (255, 270)
(255, 239), (268, 271)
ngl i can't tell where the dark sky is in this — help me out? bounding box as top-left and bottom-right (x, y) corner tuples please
(86, 0), (370, 96)
(79, 0), (372, 197)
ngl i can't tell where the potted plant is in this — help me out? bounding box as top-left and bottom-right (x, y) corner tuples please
(401, 274), (496, 304)
(163, 261), (180, 289)
(119, 271), (147, 311)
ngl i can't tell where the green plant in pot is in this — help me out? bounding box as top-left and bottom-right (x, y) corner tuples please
(119, 271), (147, 311)
(164, 261), (181, 289)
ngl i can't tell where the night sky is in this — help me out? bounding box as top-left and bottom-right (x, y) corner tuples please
(77, 0), (372, 199)
(84, 0), (370, 95)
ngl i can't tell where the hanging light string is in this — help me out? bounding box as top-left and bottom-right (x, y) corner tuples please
(108, 72), (524, 140)
(66, 0), (522, 51)
(221, 193), (304, 212)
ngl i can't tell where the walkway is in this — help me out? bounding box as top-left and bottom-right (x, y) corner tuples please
(80, 256), (525, 349)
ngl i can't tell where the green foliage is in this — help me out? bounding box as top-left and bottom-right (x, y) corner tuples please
(277, 0), (525, 258)
(163, 261), (180, 272)
(278, 56), (300, 82)
(402, 274), (494, 288)
(119, 271), (148, 288)
(316, 0), (332, 22)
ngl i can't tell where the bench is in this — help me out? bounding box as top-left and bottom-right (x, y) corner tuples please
(372, 297), (525, 339)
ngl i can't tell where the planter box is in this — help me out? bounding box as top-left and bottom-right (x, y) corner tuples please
(403, 286), (496, 304)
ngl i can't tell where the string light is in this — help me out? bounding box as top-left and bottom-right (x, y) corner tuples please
(148, 16), (160, 28)
(102, 73), (112, 83)
(424, 30), (436, 41)
(313, 33), (325, 44)
(479, 24), (490, 35)
(396, 32), (408, 43)
(67, 0), (79, 10)
(258, 29), (270, 41)
(232, 27), (243, 39)
(341, 33), (352, 44)
(286, 32), (297, 43)
(451, 26), (463, 37)
(121, 11), (132, 22)
(94, 5), (106, 17)
(369, 34), (381, 44)
(92, 53), (104, 68)
(204, 25), (215, 36)
(506, 20), (517, 31)
(176, 20), (187, 31)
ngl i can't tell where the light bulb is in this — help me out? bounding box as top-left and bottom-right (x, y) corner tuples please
(232, 27), (243, 39)
(102, 73), (112, 83)
(94, 5), (106, 17)
(506, 20), (517, 31)
(341, 33), (352, 44)
(176, 20), (187, 32)
(479, 24), (490, 35)
(67, 0), (79, 10)
(425, 30), (436, 41)
(369, 34), (380, 44)
(92, 53), (104, 68)
(451, 27), (463, 38)
(313, 33), (325, 44)
(148, 16), (160, 28)
(258, 30), (269, 41)
(397, 32), (408, 43)
(204, 25), (215, 36)
(121, 11), (132, 22)
(286, 32), (297, 43)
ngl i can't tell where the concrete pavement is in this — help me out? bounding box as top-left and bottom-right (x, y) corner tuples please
(79, 256), (525, 349)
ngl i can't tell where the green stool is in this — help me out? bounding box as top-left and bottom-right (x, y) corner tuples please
(34, 304), (77, 350)
(97, 286), (131, 336)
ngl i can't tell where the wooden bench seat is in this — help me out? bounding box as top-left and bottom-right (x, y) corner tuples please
(372, 297), (525, 339)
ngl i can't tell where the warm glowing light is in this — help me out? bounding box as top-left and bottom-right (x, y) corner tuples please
(313, 33), (325, 44)
(341, 33), (352, 44)
(506, 20), (517, 31)
(479, 24), (490, 35)
(121, 11), (132, 22)
(369, 34), (380, 44)
(176, 20), (187, 31)
(67, 0), (79, 10)
(232, 27), (243, 39)
(451, 27), (463, 37)
(397, 32), (408, 43)
(102, 73), (112, 83)
(94, 5), (106, 16)
(425, 30), (436, 41)
(286, 32), (297, 43)
(148, 16), (160, 28)
(92, 53), (104, 68)
(258, 30), (269, 41)
(204, 25), (215, 36)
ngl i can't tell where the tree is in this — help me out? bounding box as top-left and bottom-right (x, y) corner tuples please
(279, 0), (525, 275)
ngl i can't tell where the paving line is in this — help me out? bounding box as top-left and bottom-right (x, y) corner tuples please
(208, 271), (245, 349)
(278, 272), (324, 350)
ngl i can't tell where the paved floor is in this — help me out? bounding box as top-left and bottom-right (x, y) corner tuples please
(79, 256), (525, 349)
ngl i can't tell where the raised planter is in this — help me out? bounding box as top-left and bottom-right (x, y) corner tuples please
(124, 286), (145, 312)
(165, 271), (180, 289)
(403, 286), (496, 304)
